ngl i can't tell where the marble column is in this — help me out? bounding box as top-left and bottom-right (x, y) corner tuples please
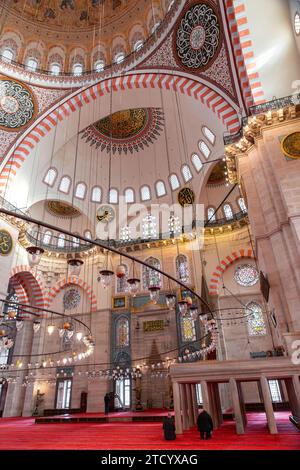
(285, 375), (300, 419)
(211, 382), (223, 428)
(191, 384), (199, 423)
(186, 384), (194, 428)
(172, 381), (183, 435)
(229, 378), (245, 435)
(237, 382), (247, 427)
(201, 380), (212, 416)
(260, 375), (278, 434)
(180, 383), (189, 430)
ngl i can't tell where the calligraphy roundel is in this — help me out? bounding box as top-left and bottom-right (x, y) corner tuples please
(0, 229), (13, 256)
(0, 77), (36, 131)
(174, 1), (222, 72)
(178, 188), (195, 207)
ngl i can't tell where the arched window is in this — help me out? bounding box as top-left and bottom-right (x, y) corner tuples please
(140, 185), (151, 201)
(57, 233), (65, 248)
(156, 180), (166, 198)
(207, 207), (216, 222)
(246, 301), (266, 336)
(238, 197), (247, 213)
(198, 141), (211, 159)
(125, 188), (135, 204)
(181, 317), (196, 342)
(116, 317), (130, 347)
(142, 214), (157, 239)
(120, 225), (131, 242)
(109, 188), (118, 204)
(169, 174), (180, 191)
(84, 230), (92, 240)
(182, 164), (193, 182)
(115, 52), (125, 64)
(43, 168), (57, 187)
(142, 257), (162, 289)
(75, 182), (87, 200)
(134, 40), (143, 52)
(176, 254), (190, 283)
(94, 60), (105, 72)
(26, 58), (38, 71)
(191, 154), (203, 172)
(116, 264), (129, 293)
(59, 176), (71, 194)
(43, 230), (52, 245)
(202, 126), (216, 145)
(295, 12), (300, 35)
(223, 204), (233, 220)
(50, 63), (61, 75)
(91, 186), (102, 203)
(73, 63), (83, 76)
(72, 236), (80, 248)
(2, 48), (14, 63)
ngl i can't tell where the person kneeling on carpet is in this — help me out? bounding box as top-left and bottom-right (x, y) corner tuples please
(163, 413), (176, 440)
(197, 409), (213, 440)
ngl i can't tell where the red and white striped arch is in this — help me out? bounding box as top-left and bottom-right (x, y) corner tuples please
(0, 71), (240, 195)
(9, 265), (45, 308)
(45, 276), (97, 312)
(209, 248), (255, 296)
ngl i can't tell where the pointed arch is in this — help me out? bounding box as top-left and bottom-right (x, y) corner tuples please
(209, 248), (255, 296)
(9, 265), (45, 308)
(45, 276), (97, 312)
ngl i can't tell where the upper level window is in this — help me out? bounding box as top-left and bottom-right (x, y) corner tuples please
(2, 48), (14, 63)
(202, 126), (216, 145)
(142, 214), (157, 239)
(156, 180), (166, 198)
(72, 236), (80, 248)
(26, 58), (38, 72)
(246, 301), (266, 336)
(125, 188), (135, 204)
(141, 185), (151, 201)
(57, 234), (65, 248)
(182, 164), (193, 182)
(207, 207), (216, 222)
(115, 53), (125, 64)
(59, 176), (71, 194)
(50, 63), (61, 76)
(109, 188), (118, 204)
(169, 174), (180, 191)
(198, 141), (211, 159)
(43, 230), (52, 245)
(295, 12), (300, 35)
(84, 230), (92, 240)
(234, 264), (259, 287)
(176, 254), (189, 283)
(73, 63), (83, 76)
(238, 197), (247, 213)
(191, 154), (203, 173)
(91, 186), (102, 203)
(43, 168), (57, 187)
(75, 182), (87, 200)
(142, 257), (161, 289)
(94, 60), (105, 72)
(134, 41), (144, 52)
(223, 204), (233, 220)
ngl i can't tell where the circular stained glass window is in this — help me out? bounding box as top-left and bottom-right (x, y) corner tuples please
(234, 264), (259, 287)
(63, 288), (81, 310)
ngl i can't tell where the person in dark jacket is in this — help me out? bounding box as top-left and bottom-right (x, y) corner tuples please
(197, 410), (213, 439)
(163, 413), (176, 440)
(104, 393), (110, 414)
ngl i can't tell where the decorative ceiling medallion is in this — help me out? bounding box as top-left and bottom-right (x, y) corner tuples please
(0, 77), (36, 131)
(175, 1), (221, 71)
(178, 188), (195, 207)
(81, 108), (165, 155)
(46, 200), (81, 218)
(281, 132), (300, 159)
(0, 229), (13, 256)
(63, 287), (81, 311)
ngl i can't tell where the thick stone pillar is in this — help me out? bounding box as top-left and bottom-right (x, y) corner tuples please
(260, 375), (278, 434)
(211, 382), (223, 428)
(172, 381), (182, 435)
(237, 382), (247, 427)
(180, 383), (189, 430)
(186, 384), (194, 428)
(191, 384), (199, 423)
(201, 380), (212, 416)
(229, 378), (245, 435)
(284, 375), (300, 419)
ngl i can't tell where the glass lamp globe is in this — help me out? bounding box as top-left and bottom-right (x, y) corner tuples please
(200, 314), (208, 325)
(68, 258), (84, 276)
(149, 286), (160, 304)
(98, 270), (114, 288)
(165, 293), (176, 309)
(33, 321), (41, 333)
(189, 306), (198, 320)
(127, 278), (140, 296)
(26, 247), (44, 267)
(47, 324), (55, 335)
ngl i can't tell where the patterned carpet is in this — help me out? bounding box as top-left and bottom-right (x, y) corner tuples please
(0, 412), (299, 450)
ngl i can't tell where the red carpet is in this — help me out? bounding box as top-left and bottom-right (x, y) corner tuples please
(0, 412), (299, 450)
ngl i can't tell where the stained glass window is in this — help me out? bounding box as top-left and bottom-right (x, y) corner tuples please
(142, 214), (157, 239)
(116, 264), (129, 293)
(234, 264), (259, 287)
(116, 318), (130, 347)
(238, 197), (247, 213)
(223, 204), (233, 220)
(176, 254), (190, 283)
(207, 207), (216, 222)
(142, 257), (162, 289)
(246, 301), (266, 336)
(181, 316), (196, 342)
